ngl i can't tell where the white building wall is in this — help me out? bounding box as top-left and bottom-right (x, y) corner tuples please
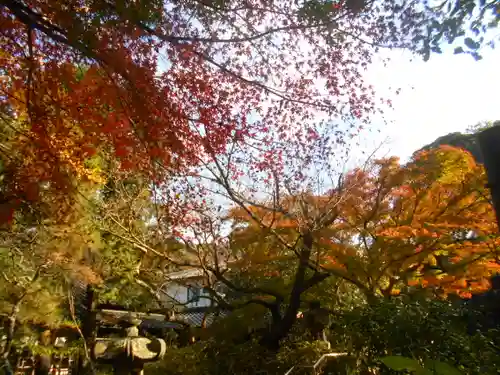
(162, 280), (211, 309)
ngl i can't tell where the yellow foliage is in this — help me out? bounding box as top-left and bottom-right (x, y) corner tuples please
(227, 146), (499, 298)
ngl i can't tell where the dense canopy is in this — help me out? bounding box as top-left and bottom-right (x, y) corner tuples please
(0, 1), (499, 374)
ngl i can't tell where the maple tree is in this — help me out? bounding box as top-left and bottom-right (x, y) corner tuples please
(1, 0), (496, 358)
(89, 97), (364, 347)
(227, 145), (500, 301)
(95, 116), (500, 349)
(58, 99), (500, 352)
(0, 0), (497, 226)
(138, 142), (500, 373)
(329, 145), (500, 298)
(188, 144), (497, 349)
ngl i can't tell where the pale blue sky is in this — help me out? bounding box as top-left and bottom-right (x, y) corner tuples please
(361, 46), (500, 163)
(158, 37), (499, 171)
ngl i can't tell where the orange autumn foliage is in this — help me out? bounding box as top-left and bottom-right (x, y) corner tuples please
(0, 3), (251, 223)
(0, 0), (392, 225)
(228, 146), (500, 298)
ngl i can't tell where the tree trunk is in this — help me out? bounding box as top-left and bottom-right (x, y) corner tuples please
(34, 354), (51, 375)
(0, 311), (16, 375)
(2, 304), (19, 359)
(77, 285), (96, 375)
(478, 125), (500, 229)
(261, 232), (314, 349)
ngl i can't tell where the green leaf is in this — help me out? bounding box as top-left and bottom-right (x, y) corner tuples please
(464, 37), (480, 50)
(424, 360), (464, 375)
(471, 51), (483, 61)
(380, 356), (423, 372)
(453, 47), (464, 54)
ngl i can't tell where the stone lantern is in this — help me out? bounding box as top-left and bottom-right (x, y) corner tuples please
(92, 310), (183, 375)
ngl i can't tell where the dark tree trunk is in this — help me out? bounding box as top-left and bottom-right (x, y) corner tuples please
(34, 354), (51, 375)
(260, 232), (315, 349)
(2, 304), (19, 360)
(478, 125), (500, 230)
(77, 285), (96, 375)
(81, 285), (96, 340)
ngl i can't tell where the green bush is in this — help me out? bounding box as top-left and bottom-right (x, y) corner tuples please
(148, 296), (500, 375)
(330, 297), (500, 375)
(146, 335), (330, 375)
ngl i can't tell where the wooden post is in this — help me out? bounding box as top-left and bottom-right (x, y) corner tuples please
(478, 125), (500, 230)
(76, 285), (96, 375)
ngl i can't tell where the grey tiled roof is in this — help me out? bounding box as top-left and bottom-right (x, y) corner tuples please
(70, 278), (231, 328)
(140, 319), (185, 330)
(175, 308), (231, 327)
(164, 269), (205, 280)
